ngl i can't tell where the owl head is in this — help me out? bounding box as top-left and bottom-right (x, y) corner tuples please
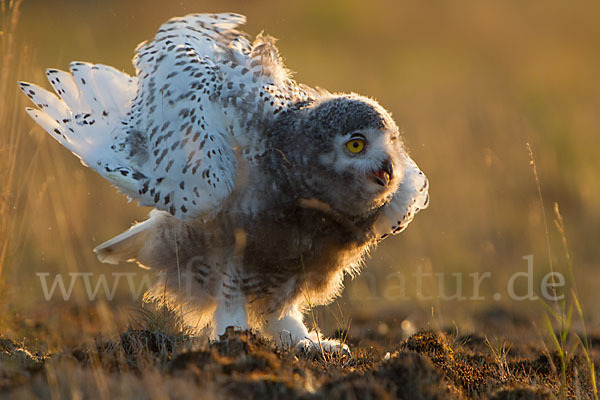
(275, 94), (408, 218)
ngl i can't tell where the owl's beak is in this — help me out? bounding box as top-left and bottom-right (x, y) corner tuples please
(372, 160), (393, 187)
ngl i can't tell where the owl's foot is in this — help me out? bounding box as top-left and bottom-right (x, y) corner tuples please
(212, 297), (248, 339)
(295, 337), (351, 357)
(262, 306), (351, 356)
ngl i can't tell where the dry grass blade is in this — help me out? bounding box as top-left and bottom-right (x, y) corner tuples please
(554, 204), (599, 400)
(528, 144), (568, 399)
(0, 0), (25, 277)
(528, 144), (599, 399)
(0, 0), (32, 324)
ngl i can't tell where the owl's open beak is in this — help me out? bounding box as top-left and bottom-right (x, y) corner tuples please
(372, 160), (393, 187)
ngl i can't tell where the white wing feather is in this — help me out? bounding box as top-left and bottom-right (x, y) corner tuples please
(20, 11), (424, 232)
(20, 13), (309, 220)
(373, 157), (429, 240)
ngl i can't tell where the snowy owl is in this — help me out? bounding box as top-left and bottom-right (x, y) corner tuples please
(20, 13), (428, 353)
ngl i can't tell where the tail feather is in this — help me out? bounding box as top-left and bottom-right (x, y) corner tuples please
(94, 212), (162, 265)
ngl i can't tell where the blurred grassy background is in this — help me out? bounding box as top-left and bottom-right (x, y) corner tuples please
(2, 0), (600, 343)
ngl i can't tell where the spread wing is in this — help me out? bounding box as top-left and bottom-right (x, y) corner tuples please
(19, 13), (312, 219)
(373, 157), (429, 240)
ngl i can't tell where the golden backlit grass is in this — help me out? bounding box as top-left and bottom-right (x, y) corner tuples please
(0, 0), (30, 322)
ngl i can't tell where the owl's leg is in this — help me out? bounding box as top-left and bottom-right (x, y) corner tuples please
(213, 291), (248, 337)
(212, 230), (249, 338)
(262, 305), (350, 355)
(211, 266), (250, 338)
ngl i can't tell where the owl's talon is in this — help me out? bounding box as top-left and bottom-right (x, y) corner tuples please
(295, 338), (351, 357)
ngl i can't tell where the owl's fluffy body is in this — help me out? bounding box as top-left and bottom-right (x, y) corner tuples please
(125, 96), (403, 323)
(20, 13), (428, 350)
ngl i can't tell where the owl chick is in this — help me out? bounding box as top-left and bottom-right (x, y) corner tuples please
(20, 13), (428, 353)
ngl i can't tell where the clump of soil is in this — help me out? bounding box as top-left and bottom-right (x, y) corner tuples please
(489, 386), (555, 400)
(0, 338), (45, 390)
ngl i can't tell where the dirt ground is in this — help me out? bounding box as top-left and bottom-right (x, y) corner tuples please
(1, 305), (597, 399)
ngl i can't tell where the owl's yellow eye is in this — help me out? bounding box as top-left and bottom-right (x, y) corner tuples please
(346, 138), (365, 154)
